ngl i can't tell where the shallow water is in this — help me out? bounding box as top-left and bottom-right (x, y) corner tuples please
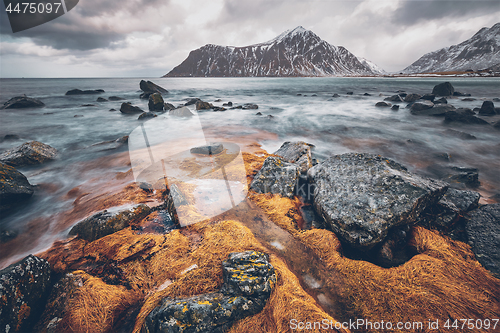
(1, 77), (499, 269)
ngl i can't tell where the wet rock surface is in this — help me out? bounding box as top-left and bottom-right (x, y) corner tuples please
(250, 156), (300, 198)
(273, 141), (314, 174)
(409, 100), (434, 113)
(140, 80), (168, 99)
(69, 204), (151, 242)
(120, 102), (144, 114)
(0, 141), (57, 167)
(0, 255), (52, 333)
(0, 162), (34, 214)
(466, 204), (500, 277)
(144, 251), (275, 333)
(307, 153), (448, 250)
(1, 95), (45, 109)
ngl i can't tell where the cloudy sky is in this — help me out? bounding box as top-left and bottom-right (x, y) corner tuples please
(1, 0), (499, 77)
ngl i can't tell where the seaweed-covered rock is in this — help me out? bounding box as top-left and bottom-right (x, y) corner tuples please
(0, 141), (57, 167)
(432, 82), (454, 96)
(68, 204), (151, 242)
(273, 141), (314, 174)
(1, 95), (45, 109)
(466, 204), (500, 277)
(143, 251), (275, 333)
(307, 153), (448, 250)
(134, 210), (177, 234)
(0, 255), (52, 333)
(249, 156), (300, 198)
(0, 163), (34, 214)
(148, 93), (165, 111)
(120, 103), (144, 114)
(195, 100), (213, 110)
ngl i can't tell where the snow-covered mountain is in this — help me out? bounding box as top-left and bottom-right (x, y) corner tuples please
(403, 23), (500, 73)
(357, 57), (387, 75)
(163, 26), (381, 77)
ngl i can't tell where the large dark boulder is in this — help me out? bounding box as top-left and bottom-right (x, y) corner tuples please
(409, 100), (434, 113)
(478, 101), (495, 116)
(403, 93), (422, 103)
(148, 93), (165, 111)
(120, 102), (144, 114)
(411, 104), (455, 116)
(432, 82), (454, 96)
(307, 153), (448, 250)
(0, 255), (52, 333)
(273, 141), (314, 174)
(68, 204), (151, 242)
(144, 251), (275, 333)
(140, 80), (168, 99)
(1, 95), (45, 109)
(466, 204), (500, 277)
(0, 141), (57, 167)
(249, 156), (300, 198)
(0, 163), (34, 214)
(443, 110), (490, 125)
(65, 89), (104, 95)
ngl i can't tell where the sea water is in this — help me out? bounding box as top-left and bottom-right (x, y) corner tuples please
(0, 77), (499, 268)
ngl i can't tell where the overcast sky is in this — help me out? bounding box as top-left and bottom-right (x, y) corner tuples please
(1, 0), (499, 77)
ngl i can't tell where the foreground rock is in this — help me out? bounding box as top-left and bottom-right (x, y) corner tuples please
(0, 163), (35, 214)
(148, 93), (165, 111)
(432, 82), (454, 96)
(466, 204), (500, 277)
(308, 153), (447, 250)
(0, 141), (57, 167)
(273, 141), (314, 173)
(140, 80), (168, 99)
(120, 102), (144, 114)
(0, 255), (52, 333)
(68, 204), (151, 242)
(144, 251), (275, 333)
(250, 156), (300, 198)
(1, 95), (45, 109)
(190, 143), (224, 155)
(65, 89), (104, 95)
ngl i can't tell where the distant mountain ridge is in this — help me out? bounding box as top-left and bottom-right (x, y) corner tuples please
(163, 26), (381, 77)
(403, 23), (500, 73)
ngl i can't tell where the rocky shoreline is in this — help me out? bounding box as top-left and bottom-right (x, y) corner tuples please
(1, 80), (499, 333)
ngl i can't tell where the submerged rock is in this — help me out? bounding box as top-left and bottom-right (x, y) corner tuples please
(443, 110), (489, 125)
(273, 141), (314, 174)
(96, 97), (108, 102)
(144, 251), (275, 333)
(250, 156), (300, 198)
(148, 93), (165, 111)
(1, 95), (45, 109)
(391, 105), (400, 111)
(120, 102), (144, 114)
(375, 101), (391, 107)
(65, 89), (104, 95)
(242, 103), (258, 110)
(69, 204), (151, 242)
(0, 255), (52, 333)
(466, 204), (500, 277)
(108, 96), (125, 101)
(0, 163), (34, 214)
(0, 141), (57, 167)
(138, 112), (158, 120)
(307, 153), (447, 250)
(432, 82), (454, 96)
(384, 94), (403, 102)
(444, 129), (477, 140)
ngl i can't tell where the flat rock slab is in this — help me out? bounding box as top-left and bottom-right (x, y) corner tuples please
(0, 255), (52, 333)
(1, 95), (45, 109)
(466, 204), (500, 277)
(0, 163), (34, 214)
(307, 153), (448, 249)
(0, 141), (57, 167)
(69, 204), (151, 242)
(273, 141), (313, 173)
(144, 251), (275, 333)
(250, 156), (300, 198)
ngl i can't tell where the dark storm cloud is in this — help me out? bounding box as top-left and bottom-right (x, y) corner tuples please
(392, 0), (500, 26)
(0, 0), (172, 50)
